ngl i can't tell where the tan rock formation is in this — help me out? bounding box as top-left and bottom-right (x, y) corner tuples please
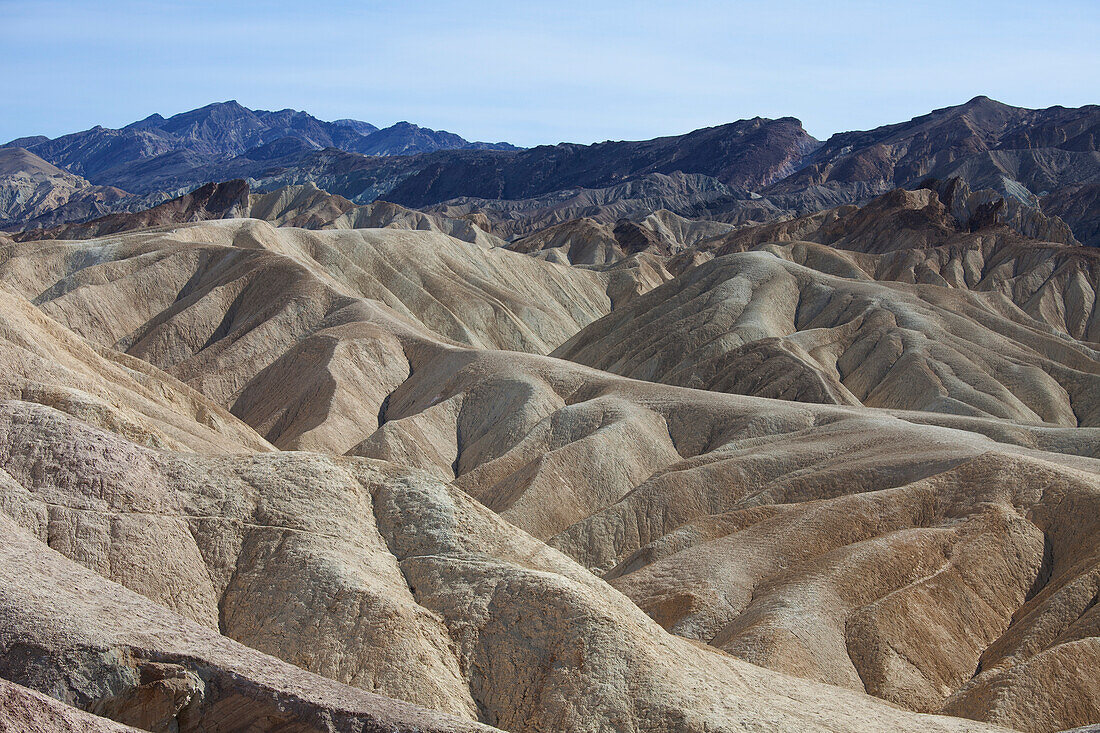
(0, 214), (1096, 733)
(555, 249), (1100, 425)
(0, 219), (623, 450)
(248, 184), (510, 249)
(0, 283), (270, 452)
(0, 402), (1012, 733)
(0, 508), (497, 733)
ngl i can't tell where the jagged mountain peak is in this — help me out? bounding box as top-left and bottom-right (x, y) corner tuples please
(1, 102), (522, 192)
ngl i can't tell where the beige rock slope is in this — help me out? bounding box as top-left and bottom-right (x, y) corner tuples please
(12, 179), (511, 249)
(0, 399), (1008, 733)
(552, 186), (1100, 425)
(0, 506), (496, 733)
(508, 217), (626, 265)
(0, 283), (269, 452)
(508, 209), (739, 266)
(0, 217), (1097, 732)
(0, 219), (611, 356)
(354, 351), (1100, 732)
(249, 183), (508, 249)
(553, 247), (1100, 425)
(694, 186), (1100, 343)
(0, 219), (621, 451)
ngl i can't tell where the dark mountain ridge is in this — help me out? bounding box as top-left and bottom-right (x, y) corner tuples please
(380, 116), (821, 205)
(765, 96), (1100, 212)
(3, 100), (518, 190)
(203, 116), (820, 214)
(239, 97), (1099, 244)
(3, 97), (1097, 244)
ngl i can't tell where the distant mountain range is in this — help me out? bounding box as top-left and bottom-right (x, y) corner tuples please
(2, 97), (1098, 244)
(766, 96), (1100, 211)
(3, 100), (517, 191)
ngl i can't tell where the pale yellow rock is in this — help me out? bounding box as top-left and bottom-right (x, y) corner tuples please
(0, 283), (271, 453)
(554, 250), (1100, 425)
(0, 405), (1012, 733)
(0, 212), (1097, 733)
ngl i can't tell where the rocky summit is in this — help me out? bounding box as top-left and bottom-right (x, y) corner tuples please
(0, 94), (1097, 733)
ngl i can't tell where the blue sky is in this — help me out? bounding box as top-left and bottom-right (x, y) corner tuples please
(2, 0), (1097, 146)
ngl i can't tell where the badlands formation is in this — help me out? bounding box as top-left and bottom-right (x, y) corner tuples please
(0, 98), (1098, 733)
